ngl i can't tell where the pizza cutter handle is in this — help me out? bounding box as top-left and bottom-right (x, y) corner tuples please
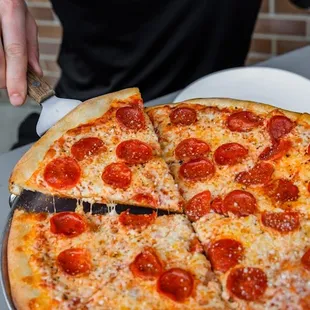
(27, 66), (55, 104)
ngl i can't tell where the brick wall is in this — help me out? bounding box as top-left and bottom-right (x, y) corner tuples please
(7, 0), (310, 89)
(248, 0), (310, 64)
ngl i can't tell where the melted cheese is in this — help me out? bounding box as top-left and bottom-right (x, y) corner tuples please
(10, 210), (226, 309)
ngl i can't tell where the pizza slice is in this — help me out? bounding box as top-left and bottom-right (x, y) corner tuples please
(147, 99), (310, 219)
(8, 209), (227, 309)
(192, 212), (310, 309)
(9, 88), (183, 212)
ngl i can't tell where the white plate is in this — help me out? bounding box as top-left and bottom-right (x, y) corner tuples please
(174, 67), (310, 113)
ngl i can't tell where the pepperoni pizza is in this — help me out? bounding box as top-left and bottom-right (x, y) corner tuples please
(8, 209), (227, 309)
(146, 98), (310, 217)
(147, 98), (310, 308)
(9, 88), (183, 212)
(7, 92), (310, 309)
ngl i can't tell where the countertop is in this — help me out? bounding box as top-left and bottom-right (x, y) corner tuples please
(0, 45), (309, 308)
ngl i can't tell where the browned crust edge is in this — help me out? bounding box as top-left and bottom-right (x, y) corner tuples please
(8, 210), (52, 310)
(145, 97), (310, 125)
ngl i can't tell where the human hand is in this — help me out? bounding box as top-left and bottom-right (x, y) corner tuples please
(0, 0), (42, 106)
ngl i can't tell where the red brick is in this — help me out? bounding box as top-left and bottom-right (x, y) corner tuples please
(39, 60), (48, 71)
(44, 75), (59, 88)
(275, 0), (310, 14)
(250, 38), (272, 53)
(45, 60), (60, 73)
(39, 42), (60, 55)
(29, 7), (54, 20)
(38, 25), (62, 39)
(254, 18), (306, 36)
(260, 0), (269, 13)
(276, 40), (309, 54)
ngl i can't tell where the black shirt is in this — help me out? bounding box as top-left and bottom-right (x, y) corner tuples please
(50, 0), (262, 101)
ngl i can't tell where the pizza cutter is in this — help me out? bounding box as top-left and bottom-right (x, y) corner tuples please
(27, 67), (81, 137)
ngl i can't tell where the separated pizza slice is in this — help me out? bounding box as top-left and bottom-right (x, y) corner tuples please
(193, 212), (310, 309)
(9, 88), (183, 212)
(8, 209), (227, 309)
(147, 99), (310, 219)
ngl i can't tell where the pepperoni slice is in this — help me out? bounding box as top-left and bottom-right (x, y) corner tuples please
(207, 239), (244, 273)
(50, 212), (86, 237)
(189, 237), (203, 253)
(301, 249), (310, 271)
(261, 212), (300, 233)
(264, 179), (299, 203)
(175, 138), (210, 161)
(308, 182), (310, 193)
(211, 197), (224, 214)
(222, 190), (257, 217)
(259, 140), (292, 161)
(57, 248), (91, 276)
(102, 163), (131, 189)
(43, 157), (81, 190)
(214, 143), (248, 166)
(132, 193), (158, 207)
(227, 111), (262, 132)
(116, 106), (145, 131)
(71, 137), (106, 161)
(129, 247), (163, 279)
(227, 267), (267, 301)
(268, 115), (294, 141)
(157, 268), (194, 302)
(179, 159), (215, 181)
(119, 210), (156, 230)
(116, 140), (153, 164)
(170, 107), (197, 125)
(185, 190), (211, 222)
(235, 162), (274, 186)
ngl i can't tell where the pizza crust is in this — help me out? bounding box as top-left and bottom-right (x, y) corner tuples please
(7, 95), (310, 309)
(9, 88), (141, 195)
(146, 97), (310, 125)
(8, 210), (53, 310)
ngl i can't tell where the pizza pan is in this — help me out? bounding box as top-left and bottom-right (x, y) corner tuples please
(1, 195), (18, 310)
(1, 191), (171, 310)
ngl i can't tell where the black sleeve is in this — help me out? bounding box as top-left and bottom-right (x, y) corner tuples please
(289, 0), (310, 8)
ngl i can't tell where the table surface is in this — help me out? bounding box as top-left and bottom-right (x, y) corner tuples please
(0, 45), (309, 308)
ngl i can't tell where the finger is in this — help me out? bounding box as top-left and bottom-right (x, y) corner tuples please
(26, 12), (42, 76)
(0, 29), (6, 89)
(2, 1), (27, 106)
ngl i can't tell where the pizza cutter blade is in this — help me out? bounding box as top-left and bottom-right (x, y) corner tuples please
(27, 67), (81, 137)
(8, 190), (170, 215)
